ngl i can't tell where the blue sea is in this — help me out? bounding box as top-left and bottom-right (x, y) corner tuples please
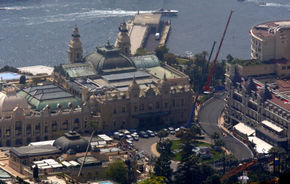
(0, 0), (290, 67)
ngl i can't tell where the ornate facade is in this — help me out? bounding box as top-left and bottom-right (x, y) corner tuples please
(224, 65), (290, 150)
(0, 26), (193, 147)
(115, 22), (131, 56)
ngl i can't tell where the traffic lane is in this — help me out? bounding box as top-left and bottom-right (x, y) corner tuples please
(199, 95), (225, 136)
(222, 136), (252, 160)
(199, 95), (252, 160)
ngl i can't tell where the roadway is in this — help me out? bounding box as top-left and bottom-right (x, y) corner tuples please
(198, 93), (253, 160)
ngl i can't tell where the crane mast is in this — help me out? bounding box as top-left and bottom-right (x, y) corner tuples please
(203, 10), (234, 91)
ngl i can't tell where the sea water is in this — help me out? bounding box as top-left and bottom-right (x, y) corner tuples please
(0, 0), (290, 67)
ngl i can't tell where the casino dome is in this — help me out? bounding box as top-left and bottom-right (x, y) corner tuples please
(0, 87), (28, 115)
(83, 41), (135, 74)
(53, 131), (89, 153)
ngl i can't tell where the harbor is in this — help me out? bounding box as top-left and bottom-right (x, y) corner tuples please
(126, 12), (172, 55)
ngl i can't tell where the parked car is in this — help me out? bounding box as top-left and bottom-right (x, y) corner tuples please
(132, 134), (139, 141)
(129, 129), (137, 134)
(146, 130), (155, 137)
(119, 129), (131, 135)
(155, 32), (160, 40)
(126, 134), (134, 141)
(168, 127), (175, 135)
(126, 139), (133, 146)
(139, 131), (149, 138)
(114, 132), (124, 140)
(163, 128), (169, 133)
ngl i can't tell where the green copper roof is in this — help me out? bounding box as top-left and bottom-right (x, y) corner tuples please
(18, 84), (81, 111)
(131, 55), (161, 69)
(62, 63), (97, 78)
(147, 66), (180, 79)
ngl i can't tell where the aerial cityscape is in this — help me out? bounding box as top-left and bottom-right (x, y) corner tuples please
(0, 0), (289, 184)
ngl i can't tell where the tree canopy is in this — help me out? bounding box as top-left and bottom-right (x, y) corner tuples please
(105, 160), (128, 184)
(138, 176), (166, 184)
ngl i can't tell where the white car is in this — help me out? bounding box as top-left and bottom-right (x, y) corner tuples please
(132, 134), (139, 141)
(126, 134), (134, 141)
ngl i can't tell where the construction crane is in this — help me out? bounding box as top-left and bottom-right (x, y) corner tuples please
(185, 41), (216, 128)
(203, 10), (234, 92)
(185, 10), (233, 128)
(220, 159), (257, 182)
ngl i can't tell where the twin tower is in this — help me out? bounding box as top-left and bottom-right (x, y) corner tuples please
(67, 23), (131, 64)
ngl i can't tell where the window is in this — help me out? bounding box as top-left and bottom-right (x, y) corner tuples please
(63, 121), (68, 130)
(148, 103), (153, 110)
(113, 120), (116, 128)
(181, 99), (184, 106)
(140, 103), (144, 111)
(172, 100), (176, 107)
(6, 129), (10, 137)
(122, 106), (126, 113)
(287, 66), (290, 70)
(74, 118), (80, 128)
(156, 102), (160, 109)
(134, 103), (138, 112)
(52, 122), (57, 131)
(164, 102), (168, 109)
(35, 123), (40, 134)
(26, 125), (31, 135)
(113, 108), (117, 114)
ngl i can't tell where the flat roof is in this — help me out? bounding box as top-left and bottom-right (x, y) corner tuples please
(29, 140), (55, 146)
(102, 71), (151, 82)
(98, 134), (113, 141)
(18, 65), (53, 76)
(146, 66), (181, 79)
(248, 136), (273, 154)
(62, 63), (97, 78)
(0, 72), (22, 81)
(261, 120), (283, 133)
(233, 122), (255, 136)
(251, 20), (290, 38)
(10, 145), (61, 158)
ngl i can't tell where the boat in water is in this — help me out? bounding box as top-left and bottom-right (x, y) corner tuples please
(152, 8), (178, 16)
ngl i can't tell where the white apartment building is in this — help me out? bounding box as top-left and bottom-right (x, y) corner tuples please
(250, 20), (290, 61)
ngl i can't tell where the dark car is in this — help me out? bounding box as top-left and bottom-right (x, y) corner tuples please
(139, 131), (149, 138)
(146, 130), (155, 137)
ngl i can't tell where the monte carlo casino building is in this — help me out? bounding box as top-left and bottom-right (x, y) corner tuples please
(0, 26), (193, 147)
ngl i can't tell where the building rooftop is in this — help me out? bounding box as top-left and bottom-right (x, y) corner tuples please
(147, 66), (181, 79)
(248, 136), (273, 154)
(53, 131), (89, 154)
(234, 122), (255, 136)
(10, 145), (61, 159)
(102, 71), (151, 82)
(18, 65), (53, 76)
(62, 63), (97, 78)
(18, 84), (81, 110)
(131, 55), (161, 69)
(251, 20), (290, 38)
(261, 120), (283, 133)
(0, 72), (22, 81)
(268, 79), (290, 111)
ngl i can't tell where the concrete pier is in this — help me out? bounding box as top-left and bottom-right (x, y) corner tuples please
(126, 13), (171, 55)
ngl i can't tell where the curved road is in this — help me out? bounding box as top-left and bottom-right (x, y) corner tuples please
(198, 93), (253, 160)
